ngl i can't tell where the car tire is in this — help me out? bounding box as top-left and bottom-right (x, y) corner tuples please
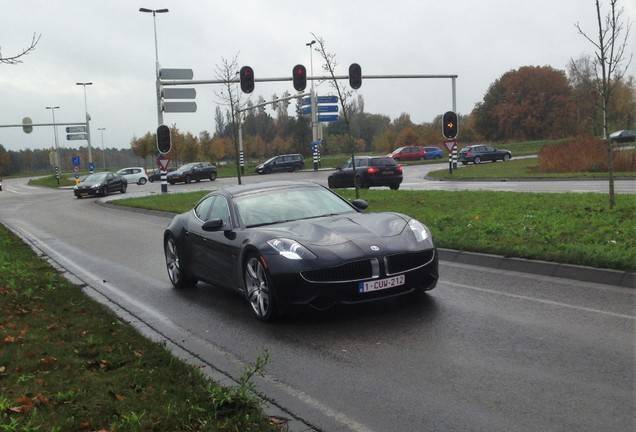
(120, 184), (127, 194)
(503, 154), (511, 161)
(164, 235), (197, 289)
(138, 178), (147, 185)
(102, 188), (109, 196)
(473, 156), (481, 164)
(210, 172), (217, 181)
(419, 156), (426, 160)
(390, 184), (400, 190)
(327, 177), (336, 189)
(185, 175), (192, 184)
(244, 253), (278, 322)
(264, 168), (272, 174)
(461, 162), (468, 165)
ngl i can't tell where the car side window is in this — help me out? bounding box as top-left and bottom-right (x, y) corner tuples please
(195, 196), (215, 221)
(209, 196), (230, 225)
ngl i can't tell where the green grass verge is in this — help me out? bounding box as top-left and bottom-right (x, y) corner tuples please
(115, 189), (636, 272)
(0, 226), (282, 432)
(427, 157), (635, 180)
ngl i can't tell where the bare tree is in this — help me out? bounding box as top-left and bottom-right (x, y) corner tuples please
(1, 33), (41, 65)
(214, 54), (249, 185)
(311, 34), (361, 197)
(574, 0), (632, 209)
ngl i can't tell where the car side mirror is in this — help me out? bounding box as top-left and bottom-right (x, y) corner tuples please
(202, 218), (224, 232)
(350, 199), (368, 210)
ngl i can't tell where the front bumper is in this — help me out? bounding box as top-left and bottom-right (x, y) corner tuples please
(264, 248), (439, 313)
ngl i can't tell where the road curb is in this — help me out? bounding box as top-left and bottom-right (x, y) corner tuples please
(438, 248), (634, 289)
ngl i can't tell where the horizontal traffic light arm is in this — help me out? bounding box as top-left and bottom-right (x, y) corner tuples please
(159, 73), (458, 86)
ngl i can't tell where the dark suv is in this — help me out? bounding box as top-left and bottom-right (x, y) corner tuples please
(327, 156), (403, 190)
(167, 162), (217, 184)
(255, 154), (305, 174)
(458, 145), (512, 165)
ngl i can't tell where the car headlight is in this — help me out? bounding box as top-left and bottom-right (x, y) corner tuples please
(267, 238), (317, 260)
(408, 219), (430, 242)
(90, 184), (101, 189)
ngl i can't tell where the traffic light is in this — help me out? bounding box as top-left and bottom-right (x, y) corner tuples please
(239, 66), (254, 93)
(157, 125), (172, 154)
(22, 117), (33, 134)
(292, 64), (307, 91)
(442, 111), (458, 139)
(349, 63), (362, 89)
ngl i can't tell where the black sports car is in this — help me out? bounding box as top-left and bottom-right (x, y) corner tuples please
(73, 171), (127, 198)
(163, 180), (438, 322)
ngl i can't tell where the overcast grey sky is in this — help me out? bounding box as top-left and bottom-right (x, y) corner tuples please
(1, 0), (635, 153)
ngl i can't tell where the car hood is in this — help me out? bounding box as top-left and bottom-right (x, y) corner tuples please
(76, 180), (104, 188)
(259, 212), (411, 247)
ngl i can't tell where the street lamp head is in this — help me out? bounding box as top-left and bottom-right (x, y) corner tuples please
(76, 82), (93, 86)
(139, 7), (169, 14)
(306, 40), (316, 47)
(46, 106), (60, 110)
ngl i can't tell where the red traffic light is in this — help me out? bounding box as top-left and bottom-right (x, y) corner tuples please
(292, 64), (307, 91)
(240, 66), (254, 93)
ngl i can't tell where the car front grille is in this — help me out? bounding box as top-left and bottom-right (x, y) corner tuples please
(384, 250), (436, 276)
(301, 259), (379, 283)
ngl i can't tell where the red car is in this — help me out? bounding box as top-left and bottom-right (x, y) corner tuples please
(387, 146), (427, 162)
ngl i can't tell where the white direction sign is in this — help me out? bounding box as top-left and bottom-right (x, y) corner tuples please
(162, 101), (197, 113)
(66, 133), (88, 140)
(162, 88), (196, 99)
(66, 126), (86, 133)
(160, 68), (194, 80)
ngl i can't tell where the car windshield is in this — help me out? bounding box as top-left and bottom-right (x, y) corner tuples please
(83, 173), (108, 182)
(176, 163), (195, 172)
(235, 186), (357, 227)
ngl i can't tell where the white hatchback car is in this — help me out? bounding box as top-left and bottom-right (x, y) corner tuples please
(116, 167), (149, 185)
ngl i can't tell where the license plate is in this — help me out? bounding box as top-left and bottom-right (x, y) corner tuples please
(359, 274), (405, 293)
(382, 170), (394, 175)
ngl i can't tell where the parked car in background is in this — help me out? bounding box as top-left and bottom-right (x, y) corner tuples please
(423, 146), (444, 159)
(609, 130), (636, 144)
(74, 172), (127, 198)
(116, 167), (148, 185)
(148, 167), (177, 182)
(387, 146), (427, 162)
(328, 156), (403, 190)
(458, 145), (512, 165)
(167, 162), (217, 184)
(163, 180), (438, 321)
(255, 154), (305, 174)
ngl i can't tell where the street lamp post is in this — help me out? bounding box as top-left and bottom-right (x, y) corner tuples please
(45, 106), (61, 184)
(98, 127), (106, 170)
(306, 40), (319, 170)
(76, 82), (94, 173)
(140, 7), (169, 193)
(139, 7), (169, 127)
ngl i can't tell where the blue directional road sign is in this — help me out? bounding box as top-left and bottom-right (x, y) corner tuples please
(72, 156), (80, 166)
(317, 95), (338, 104)
(318, 114), (339, 122)
(317, 105), (338, 113)
(301, 106), (312, 116)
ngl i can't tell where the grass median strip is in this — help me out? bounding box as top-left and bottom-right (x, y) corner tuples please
(115, 189), (636, 272)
